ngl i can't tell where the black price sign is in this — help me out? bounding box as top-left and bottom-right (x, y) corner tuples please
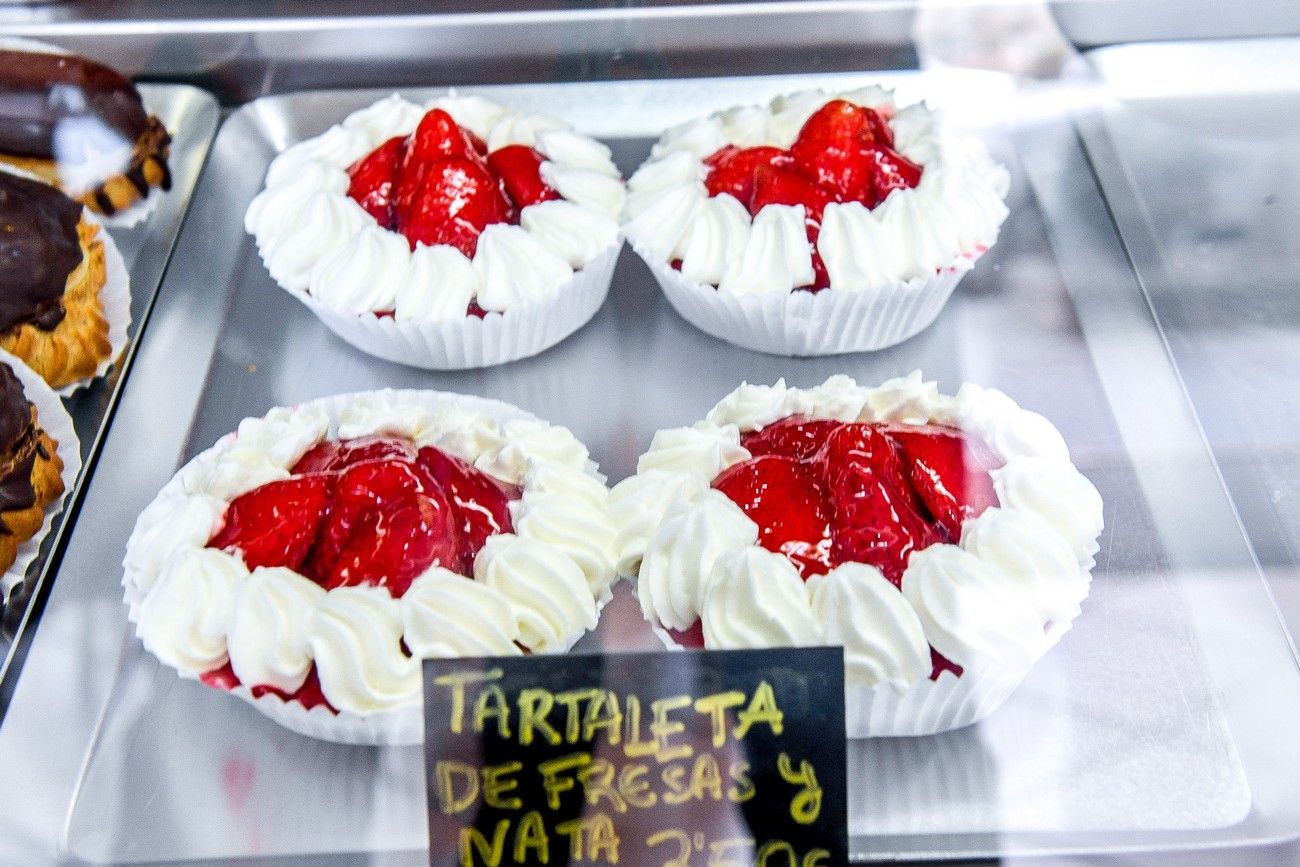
(424, 648), (847, 867)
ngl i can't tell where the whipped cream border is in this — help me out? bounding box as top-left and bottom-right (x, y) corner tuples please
(621, 87), (1011, 295)
(244, 93), (626, 320)
(615, 372), (1104, 690)
(123, 389), (618, 720)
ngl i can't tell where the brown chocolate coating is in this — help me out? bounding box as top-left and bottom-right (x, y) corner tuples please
(0, 172), (78, 333)
(0, 49), (149, 164)
(0, 362), (37, 517)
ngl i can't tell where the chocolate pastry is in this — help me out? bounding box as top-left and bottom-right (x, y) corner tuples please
(0, 172), (112, 389)
(0, 49), (171, 217)
(0, 361), (64, 575)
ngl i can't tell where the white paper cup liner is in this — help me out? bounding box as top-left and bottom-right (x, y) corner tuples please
(0, 347), (81, 597)
(842, 660), (1033, 738)
(124, 388), (608, 745)
(283, 243), (619, 371)
(637, 247), (977, 356)
(649, 613), (1071, 738)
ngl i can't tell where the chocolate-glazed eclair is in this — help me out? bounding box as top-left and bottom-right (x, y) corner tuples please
(0, 172), (111, 389)
(0, 360), (64, 575)
(0, 49), (171, 217)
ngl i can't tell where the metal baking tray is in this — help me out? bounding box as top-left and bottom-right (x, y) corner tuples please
(0, 83), (219, 700)
(3, 71), (1300, 864)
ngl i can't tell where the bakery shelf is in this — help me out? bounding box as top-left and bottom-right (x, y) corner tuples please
(0, 65), (1287, 864)
(0, 83), (220, 710)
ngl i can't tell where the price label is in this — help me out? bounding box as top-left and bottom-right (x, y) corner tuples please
(424, 647), (847, 866)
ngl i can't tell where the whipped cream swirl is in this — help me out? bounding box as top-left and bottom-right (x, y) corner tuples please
(124, 390), (616, 722)
(624, 373), (1104, 692)
(246, 94), (625, 319)
(623, 87), (1010, 293)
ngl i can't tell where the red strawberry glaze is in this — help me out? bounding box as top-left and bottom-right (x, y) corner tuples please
(203, 434), (520, 709)
(686, 416), (1000, 682)
(720, 416), (1003, 586)
(345, 135), (405, 226)
(713, 455), (832, 577)
(345, 106), (578, 260)
(487, 145), (560, 209)
(202, 662), (338, 713)
(207, 475), (334, 572)
(695, 99), (923, 293)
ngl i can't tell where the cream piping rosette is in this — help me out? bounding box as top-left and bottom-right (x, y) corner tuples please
(622, 87), (1010, 356)
(244, 93), (625, 370)
(612, 373), (1103, 737)
(122, 390), (618, 745)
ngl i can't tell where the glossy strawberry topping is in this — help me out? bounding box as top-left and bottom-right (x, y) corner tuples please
(202, 434), (521, 710)
(345, 108), (557, 258)
(208, 434), (518, 595)
(698, 100), (923, 291)
(715, 416), (1001, 586)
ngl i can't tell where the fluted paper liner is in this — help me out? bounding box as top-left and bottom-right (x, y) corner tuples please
(124, 388), (609, 745)
(0, 347), (81, 597)
(637, 246), (978, 357)
(650, 614), (1075, 738)
(282, 243), (620, 371)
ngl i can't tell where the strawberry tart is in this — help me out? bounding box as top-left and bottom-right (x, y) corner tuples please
(244, 93), (625, 370)
(622, 87), (1010, 356)
(123, 390), (618, 744)
(611, 373), (1103, 736)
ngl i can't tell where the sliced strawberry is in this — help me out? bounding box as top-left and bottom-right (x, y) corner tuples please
(862, 106), (894, 146)
(816, 424), (939, 586)
(302, 458), (438, 583)
(327, 492), (460, 597)
(346, 135), (405, 228)
(396, 155), (513, 256)
(462, 128), (489, 156)
(740, 416), (842, 461)
(883, 424), (1002, 540)
(391, 108), (474, 219)
(291, 441), (342, 475)
(749, 163), (835, 224)
(864, 145), (923, 203)
(789, 99), (883, 201)
(208, 474), (333, 571)
(291, 435), (416, 475)
(713, 455), (833, 578)
(487, 145), (560, 210)
(703, 145), (789, 206)
(416, 446), (519, 573)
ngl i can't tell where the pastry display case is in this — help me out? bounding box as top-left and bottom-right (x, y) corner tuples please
(0, 2), (1298, 865)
